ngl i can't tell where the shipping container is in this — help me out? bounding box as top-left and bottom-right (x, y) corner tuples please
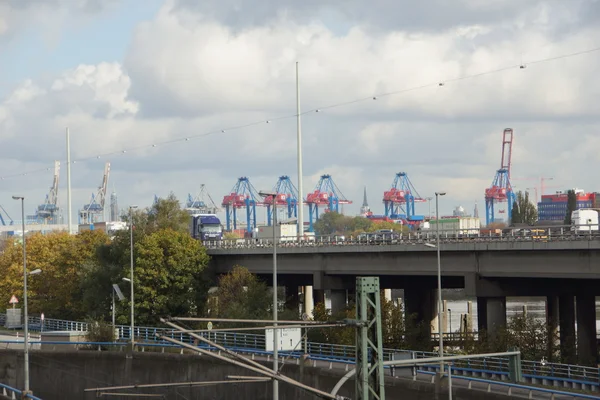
(255, 224), (298, 242)
(424, 217), (481, 235)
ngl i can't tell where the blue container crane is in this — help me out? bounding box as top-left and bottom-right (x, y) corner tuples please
(382, 172), (425, 221)
(305, 174), (352, 232)
(264, 176), (301, 226)
(221, 177), (264, 233)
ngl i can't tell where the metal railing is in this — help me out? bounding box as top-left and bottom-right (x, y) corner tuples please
(1, 340), (597, 400)
(203, 224), (600, 249)
(0, 382), (43, 400)
(3, 314), (600, 388)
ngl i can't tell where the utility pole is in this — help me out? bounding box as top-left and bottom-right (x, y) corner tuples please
(66, 128), (72, 234)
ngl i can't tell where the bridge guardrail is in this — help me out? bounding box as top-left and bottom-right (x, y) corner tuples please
(3, 314), (599, 388)
(0, 382), (43, 400)
(203, 224), (600, 249)
(1, 340), (597, 400)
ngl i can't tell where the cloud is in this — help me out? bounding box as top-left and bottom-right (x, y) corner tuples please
(1, 0), (600, 225)
(0, 0), (121, 42)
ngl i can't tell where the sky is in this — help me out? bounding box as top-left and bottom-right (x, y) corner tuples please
(1, 0), (599, 226)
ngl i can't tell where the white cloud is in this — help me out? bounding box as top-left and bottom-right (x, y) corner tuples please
(1, 0), (600, 225)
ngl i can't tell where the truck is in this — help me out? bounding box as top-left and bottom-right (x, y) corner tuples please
(571, 209), (599, 233)
(190, 214), (223, 241)
(254, 223), (297, 242)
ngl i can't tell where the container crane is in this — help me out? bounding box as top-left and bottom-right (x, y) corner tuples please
(484, 128), (515, 225)
(264, 176), (301, 226)
(305, 174), (352, 232)
(0, 205), (14, 226)
(221, 177), (264, 233)
(79, 162), (110, 225)
(382, 172), (426, 223)
(186, 184), (221, 215)
(29, 161), (61, 224)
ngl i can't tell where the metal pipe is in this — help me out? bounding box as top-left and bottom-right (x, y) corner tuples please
(85, 378), (271, 392)
(161, 320), (275, 376)
(272, 198), (278, 400)
(158, 335), (338, 399)
(169, 317), (325, 325)
(129, 206), (135, 350)
(166, 323), (344, 334)
(66, 128), (72, 234)
(331, 350), (521, 396)
(435, 191), (446, 373)
(296, 61), (303, 240)
(20, 198), (30, 394)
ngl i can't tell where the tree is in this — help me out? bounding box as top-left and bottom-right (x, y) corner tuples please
(210, 266), (272, 325)
(133, 229), (210, 325)
(564, 189), (577, 225)
(0, 230), (110, 320)
(510, 191), (538, 226)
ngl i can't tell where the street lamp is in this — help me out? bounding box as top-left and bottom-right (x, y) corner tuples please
(435, 191), (446, 374)
(112, 283), (126, 336)
(259, 190), (279, 400)
(448, 308), (452, 334)
(128, 205), (138, 350)
(12, 196), (41, 395)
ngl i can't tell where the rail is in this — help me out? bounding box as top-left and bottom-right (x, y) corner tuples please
(419, 370), (600, 399)
(0, 382), (43, 400)
(1, 340), (598, 400)
(3, 314), (600, 389)
(203, 224), (600, 249)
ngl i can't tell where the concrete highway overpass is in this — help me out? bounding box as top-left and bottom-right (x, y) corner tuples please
(207, 239), (600, 365)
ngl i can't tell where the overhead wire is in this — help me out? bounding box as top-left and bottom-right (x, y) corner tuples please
(1, 45), (599, 182)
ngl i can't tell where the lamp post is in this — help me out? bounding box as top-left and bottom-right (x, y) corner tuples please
(259, 190), (279, 400)
(128, 205), (138, 350)
(448, 308), (452, 334)
(435, 191), (446, 374)
(12, 196), (43, 395)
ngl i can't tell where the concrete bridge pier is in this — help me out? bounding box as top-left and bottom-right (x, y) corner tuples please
(576, 294), (597, 366)
(329, 290), (347, 314)
(477, 297), (507, 336)
(303, 286), (314, 318)
(404, 288), (434, 344)
(285, 284), (300, 313)
(546, 296), (560, 361)
(559, 295), (576, 364)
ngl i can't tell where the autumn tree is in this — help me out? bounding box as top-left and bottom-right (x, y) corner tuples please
(131, 229), (210, 325)
(0, 230), (110, 320)
(210, 266), (272, 325)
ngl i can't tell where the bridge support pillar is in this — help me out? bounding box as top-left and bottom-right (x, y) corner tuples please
(329, 289), (347, 314)
(404, 288), (434, 348)
(303, 286), (314, 318)
(313, 289), (325, 305)
(559, 295), (576, 364)
(477, 297), (506, 337)
(546, 295), (559, 361)
(285, 284), (300, 314)
(576, 295), (597, 366)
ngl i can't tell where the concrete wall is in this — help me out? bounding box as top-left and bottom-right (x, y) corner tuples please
(0, 350), (512, 400)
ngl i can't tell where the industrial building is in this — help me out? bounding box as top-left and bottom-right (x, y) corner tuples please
(537, 189), (599, 222)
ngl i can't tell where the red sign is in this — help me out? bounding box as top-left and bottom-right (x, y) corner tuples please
(9, 295), (18, 304)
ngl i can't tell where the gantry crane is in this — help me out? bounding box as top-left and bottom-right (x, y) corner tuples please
(221, 177), (264, 233)
(382, 172), (425, 223)
(186, 184), (221, 215)
(264, 176), (301, 226)
(484, 128), (515, 225)
(29, 161), (61, 224)
(305, 174), (351, 232)
(79, 162), (110, 224)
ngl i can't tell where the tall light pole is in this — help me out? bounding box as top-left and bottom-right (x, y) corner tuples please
(128, 205), (138, 349)
(435, 191), (446, 373)
(12, 196), (42, 395)
(259, 190), (278, 400)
